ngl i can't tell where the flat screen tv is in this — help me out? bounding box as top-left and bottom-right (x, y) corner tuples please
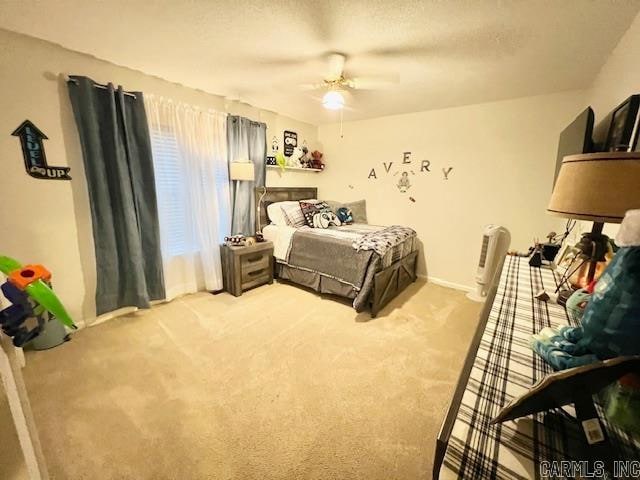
(592, 94), (640, 152)
(553, 107), (594, 187)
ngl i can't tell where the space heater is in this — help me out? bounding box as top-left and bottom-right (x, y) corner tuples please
(467, 225), (511, 302)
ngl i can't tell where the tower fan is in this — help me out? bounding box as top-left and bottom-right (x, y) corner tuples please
(467, 225), (511, 302)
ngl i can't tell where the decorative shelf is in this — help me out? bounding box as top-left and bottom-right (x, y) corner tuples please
(267, 165), (323, 172)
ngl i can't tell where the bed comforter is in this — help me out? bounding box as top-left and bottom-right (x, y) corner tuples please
(269, 224), (417, 311)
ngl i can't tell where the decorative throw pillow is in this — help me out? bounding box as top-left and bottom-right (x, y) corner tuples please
(299, 201), (342, 228)
(336, 207), (354, 224)
(280, 202), (306, 227)
(325, 199), (368, 223)
(267, 201), (298, 226)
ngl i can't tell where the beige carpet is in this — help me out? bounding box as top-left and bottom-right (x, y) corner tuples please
(0, 279), (480, 480)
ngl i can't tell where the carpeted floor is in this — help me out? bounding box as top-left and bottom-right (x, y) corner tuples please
(0, 279), (481, 480)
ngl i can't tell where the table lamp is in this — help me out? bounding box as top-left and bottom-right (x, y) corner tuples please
(548, 152), (640, 285)
(229, 161), (255, 182)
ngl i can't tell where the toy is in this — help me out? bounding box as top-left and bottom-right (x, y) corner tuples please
(287, 146), (304, 168)
(224, 235), (246, 247)
(298, 146), (310, 168)
(336, 207), (353, 224)
(0, 255), (76, 347)
(276, 151), (286, 172)
(312, 210), (341, 229)
(309, 150), (325, 170)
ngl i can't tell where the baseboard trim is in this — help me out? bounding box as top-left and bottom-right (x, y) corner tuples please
(418, 274), (473, 293)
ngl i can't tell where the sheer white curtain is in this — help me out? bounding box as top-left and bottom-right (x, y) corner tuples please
(144, 96), (230, 299)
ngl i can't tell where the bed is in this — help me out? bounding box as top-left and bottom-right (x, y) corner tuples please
(255, 187), (418, 317)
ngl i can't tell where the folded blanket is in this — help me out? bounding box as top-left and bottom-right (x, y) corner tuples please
(352, 225), (416, 257)
(530, 325), (599, 370)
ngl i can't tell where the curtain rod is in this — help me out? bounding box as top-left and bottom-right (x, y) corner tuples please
(64, 75), (137, 99)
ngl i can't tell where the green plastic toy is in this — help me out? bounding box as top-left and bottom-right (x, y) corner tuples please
(0, 255), (76, 329)
(276, 151), (286, 172)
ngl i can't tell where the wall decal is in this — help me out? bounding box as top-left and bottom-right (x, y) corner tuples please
(266, 156), (276, 166)
(368, 152), (432, 181)
(348, 184), (354, 189)
(409, 197), (416, 202)
(397, 171), (411, 192)
(11, 120), (71, 180)
(283, 130), (297, 157)
(442, 167), (453, 180)
(271, 136), (279, 153)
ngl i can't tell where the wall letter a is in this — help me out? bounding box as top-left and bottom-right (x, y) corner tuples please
(368, 168), (377, 179)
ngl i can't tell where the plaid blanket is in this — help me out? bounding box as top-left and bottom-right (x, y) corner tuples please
(352, 225), (416, 257)
(440, 256), (640, 480)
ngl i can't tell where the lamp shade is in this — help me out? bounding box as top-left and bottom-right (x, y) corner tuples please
(548, 152), (640, 223)
(229, 161), (255, 181)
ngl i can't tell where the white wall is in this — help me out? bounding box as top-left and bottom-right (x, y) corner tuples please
(581, 11), (640, 240)
(588, 11), (640, 116)
(0, 29), (318, 325)
(316, 91), (587, 289)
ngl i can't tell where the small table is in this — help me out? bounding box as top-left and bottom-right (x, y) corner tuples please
(220, 241), (274, 296)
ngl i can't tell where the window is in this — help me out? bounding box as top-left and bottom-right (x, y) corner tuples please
(149, 127), (193, 256)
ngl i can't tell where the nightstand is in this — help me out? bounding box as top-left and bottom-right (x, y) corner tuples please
(220, 241), (274, 296)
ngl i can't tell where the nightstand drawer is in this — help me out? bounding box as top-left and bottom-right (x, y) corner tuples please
(241, 270), (270, 290)
(240, 252), (270, 273)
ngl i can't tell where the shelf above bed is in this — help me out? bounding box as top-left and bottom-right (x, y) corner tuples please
(266, 165), (323, 172)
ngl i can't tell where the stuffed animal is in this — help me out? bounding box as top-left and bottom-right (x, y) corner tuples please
(309, 150), (325, 170)
(312, 210), (341, 229)
(299, 146), (310, 168)
(287, 146), (304, 168)
(336, 207), (353, 224)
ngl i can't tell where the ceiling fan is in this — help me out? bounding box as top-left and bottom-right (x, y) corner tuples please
(300, 53), (398, 110)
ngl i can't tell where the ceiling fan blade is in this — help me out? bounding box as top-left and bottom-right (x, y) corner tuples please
(326, 52), (346, 81)
(349, 75), (399, 90)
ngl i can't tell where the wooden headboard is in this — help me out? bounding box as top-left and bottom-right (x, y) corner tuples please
(255, 186), (318, 231)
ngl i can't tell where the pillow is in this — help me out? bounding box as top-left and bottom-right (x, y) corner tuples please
(325, 199), (368, 223)
(280, 202), (306, 227)
(299, 201), (342, 228)
(267, 201), (298, 226)
(336, 207), (353, 224)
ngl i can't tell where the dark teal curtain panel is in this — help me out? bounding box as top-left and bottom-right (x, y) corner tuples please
(68, 76), (165, 315)
(227, 116), (266, 236)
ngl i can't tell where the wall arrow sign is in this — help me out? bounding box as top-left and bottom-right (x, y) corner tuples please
(11, 120), (71, 180)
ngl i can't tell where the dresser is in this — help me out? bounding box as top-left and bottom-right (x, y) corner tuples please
(220, 241), (274, 296)
(435, 255), (640, 479)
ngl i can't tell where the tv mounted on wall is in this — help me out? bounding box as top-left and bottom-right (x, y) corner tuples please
(592, 94), (640, 152)
(553, 107), (594, 188)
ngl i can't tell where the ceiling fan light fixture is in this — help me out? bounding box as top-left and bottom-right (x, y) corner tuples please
(322, 90), (345, 110)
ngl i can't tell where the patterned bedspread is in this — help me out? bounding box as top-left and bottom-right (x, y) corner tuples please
(263, 223), (417, 311)
(352, 225), (416, 257)
(294, 224), (417, 268)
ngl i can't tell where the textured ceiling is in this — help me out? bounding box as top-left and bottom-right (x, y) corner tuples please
(1, 0), (639, 125)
